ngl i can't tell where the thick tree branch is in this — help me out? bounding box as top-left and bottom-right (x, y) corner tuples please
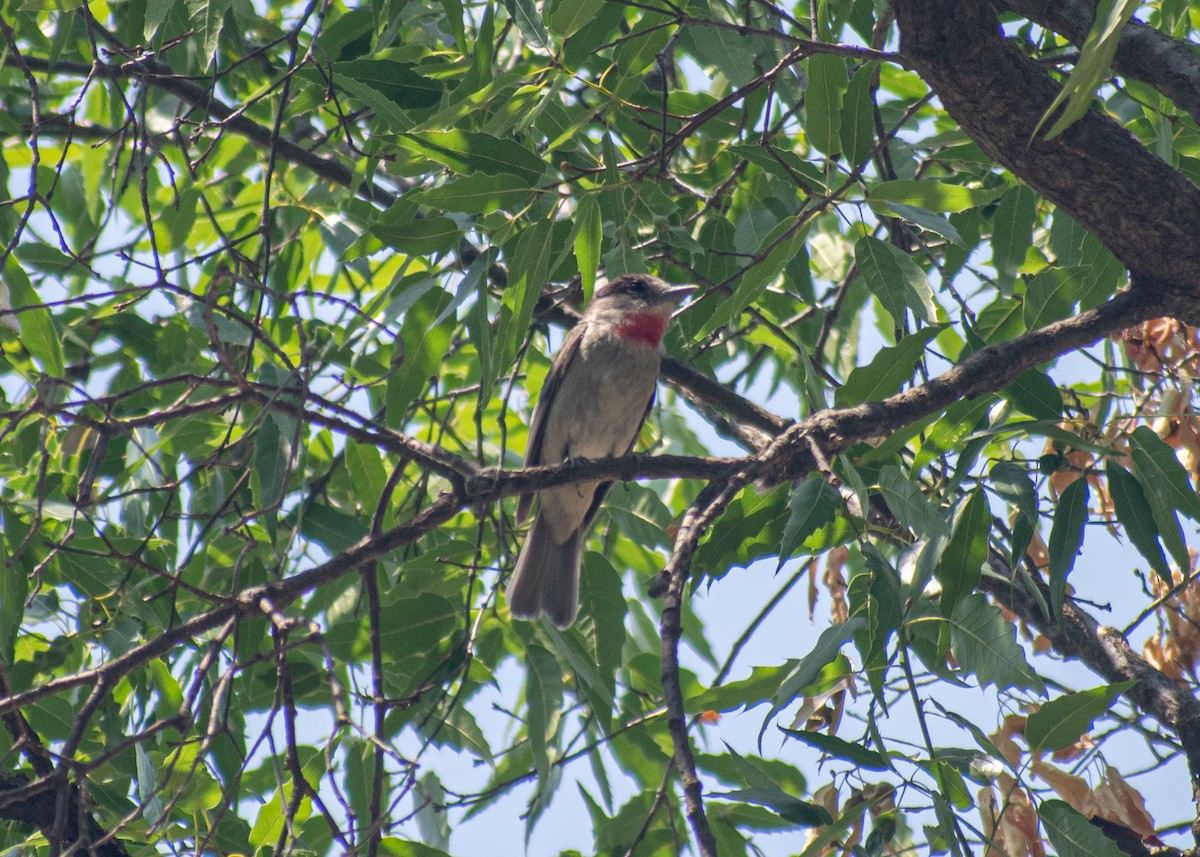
(893, 0), (1200, 312)
(792, 290), (1165, 474)
(983, 561), (1200, 845)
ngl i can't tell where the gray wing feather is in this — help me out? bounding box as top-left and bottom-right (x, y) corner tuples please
(517, 322), (587, 522)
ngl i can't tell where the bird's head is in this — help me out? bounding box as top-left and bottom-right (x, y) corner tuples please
(586, 275), (694, 348)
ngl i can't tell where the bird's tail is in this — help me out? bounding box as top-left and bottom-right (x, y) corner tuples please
(506, 513), (581, 629)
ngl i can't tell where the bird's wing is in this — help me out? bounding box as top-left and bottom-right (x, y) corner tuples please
(517, 321), (587, 522)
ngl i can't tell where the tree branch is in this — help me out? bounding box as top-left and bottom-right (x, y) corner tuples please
(982, 561), (1200, 846)
(6, 55), (400, 205)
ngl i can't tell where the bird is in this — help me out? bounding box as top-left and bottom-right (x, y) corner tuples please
(506, 274), (694, 628)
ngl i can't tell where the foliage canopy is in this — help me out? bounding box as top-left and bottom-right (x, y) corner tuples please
(1, 0), (1200, 855)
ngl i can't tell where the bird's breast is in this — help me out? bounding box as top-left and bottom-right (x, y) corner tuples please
(538, 331), (661, 463)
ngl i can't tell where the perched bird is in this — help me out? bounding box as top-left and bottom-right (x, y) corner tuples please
(507, 274), (694, 628)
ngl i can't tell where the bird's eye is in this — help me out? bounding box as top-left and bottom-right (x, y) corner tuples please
(628, 279), (647, 294)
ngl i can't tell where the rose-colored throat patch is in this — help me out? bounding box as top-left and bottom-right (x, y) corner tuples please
(615, 311), (668, 348)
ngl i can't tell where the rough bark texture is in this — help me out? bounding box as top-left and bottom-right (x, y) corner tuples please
(893, 0), (1200, 315)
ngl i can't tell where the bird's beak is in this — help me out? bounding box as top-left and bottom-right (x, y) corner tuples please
(667, 285), (696, 318)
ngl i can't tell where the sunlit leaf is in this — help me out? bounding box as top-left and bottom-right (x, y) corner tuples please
(1106, 461), (1170, 581)
(778, 474), (839, 567)
(854, 236), (941, 328)
(1025, 682), (1134, 753)
(1035, 0), (1141, 141)
(950, 595), (1045, 694)
(806, 54), (848, 156)
(1048, 477), (1088, 618)
(1039, 799), (1126, 857)
(835, 326), (942, 408)
(869, 180), (1004, 213)
(936, 489), (990, 617)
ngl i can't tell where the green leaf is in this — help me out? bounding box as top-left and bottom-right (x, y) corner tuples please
(548, 0), (604, 38)
(681, 23), (765, 88)
(297, 503), (369, 554)
(491, 220), (555, 383)
(415, 770), (451, 849)
(936, 489), (990, 617)
(920, 759), (972, 810)
(4, 261), (65, 376)
(573, 195), (602, 302)
(877, 464), (948, 540)
(0, 532), (23, 663)
(333, 59), (444, 110)
(344, 439), (387, 514)
(1106, 461), (1170, 580)
(696, 217), (809, 339)
(1048, 477), (1089, 618)
(881, 202), (965, 246)
(688, 661), (799, 714)
(711, 745), (832, 826)
(249, 788), (286, 847)
(913, 396), (994, 471)
(399, 130), (546, 184)
(950, 594), (1045, 694)
(438, 0), (465, 47)
(144, 0), (180, 40)
(708, 787), (831, 827)
(851, 545), (903, 667)
(1128, 426), (1200, 521)
(386, 287), (453, 427)
(1023, 268), (1080, 330)
(186, 0), (231, 67)
(976, 295), (1025, 343)
(373, 216), (461, 255)
(695, 485), (791, 577)
(805, 54), (848, 156)
(778, 728), (889, 771)
(502, 0), (550, 51)
(524, 643), (562, 786)
(13, 242), (77, 274)
(378, 594), (459, 690)
(147, 658), (185, 713)
(378, 837), (456, 857)
(1039, 799), (1127, 857)
(136, 743), (165, 824)
(990, 461), (1039, 568)
(251, 419), (288, 517)
(760, 618), (866, 747)
(1025, 682), (1134, 753)
(612, 10), (671, 89)
(835, 325), (942, 408)
(575, 552), (626, 730)
(854, 236), (940, 328)
(1000, 369), (1063, 421)
(1035, 0), (1141, 141)
(728, 144), (828, 193)
(409, 172), (536, 214)
(869, 180), (1004, 213)
(840, 62), (877, 169)
(778, 474), (839, 568)
(992, 185), (1037, 290)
